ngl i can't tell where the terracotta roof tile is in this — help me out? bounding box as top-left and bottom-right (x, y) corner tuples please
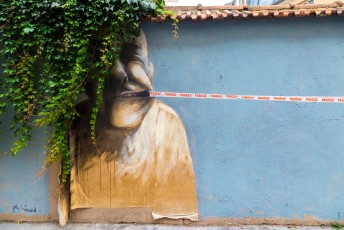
(211, 11), (219, 20)
(232, 10), (242, 18)
(191, 12), (198, 20)
(147, 2), (344, 22)
(337, 7), (344, 15)
(199, 11), (207, 20)
(213, 10), (222, 20)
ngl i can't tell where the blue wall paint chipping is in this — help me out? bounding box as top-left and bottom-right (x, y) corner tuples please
(143, 17), (344, 220)
(0, 108), (50, 216)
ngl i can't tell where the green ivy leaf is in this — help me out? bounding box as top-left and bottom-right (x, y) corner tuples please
(0, 0), (173, 186)
(23, 27), (35, 34)
(51, 2), (60, 8)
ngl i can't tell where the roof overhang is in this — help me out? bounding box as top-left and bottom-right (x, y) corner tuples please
(146, 2), (344, 21)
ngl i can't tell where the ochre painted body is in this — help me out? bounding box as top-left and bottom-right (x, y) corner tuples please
(70, 99), (198, 219)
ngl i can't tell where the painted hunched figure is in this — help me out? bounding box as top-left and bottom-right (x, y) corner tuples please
(58, 31), (198, 225)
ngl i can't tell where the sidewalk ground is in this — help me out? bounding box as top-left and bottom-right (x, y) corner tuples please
(0, 222), (335, 230)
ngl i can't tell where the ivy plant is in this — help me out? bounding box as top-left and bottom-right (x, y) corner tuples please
(0, 0), (175, 184)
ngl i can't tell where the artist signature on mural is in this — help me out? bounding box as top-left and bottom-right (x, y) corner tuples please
(12, 204), (37, 213)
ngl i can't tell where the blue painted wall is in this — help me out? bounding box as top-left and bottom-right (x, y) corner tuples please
(0, 108), (50, 216)
(1, 16), (344, 222)
(142, 17), (344, 220)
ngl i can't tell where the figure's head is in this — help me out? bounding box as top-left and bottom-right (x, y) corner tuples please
(102, 31), (155, 129)
(104, 31), (154, 98)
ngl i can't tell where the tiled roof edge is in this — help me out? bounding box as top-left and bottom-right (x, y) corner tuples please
(146, 1), (344, 21)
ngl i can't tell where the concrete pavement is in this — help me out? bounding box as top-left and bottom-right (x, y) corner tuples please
(0, 222), (336, 230)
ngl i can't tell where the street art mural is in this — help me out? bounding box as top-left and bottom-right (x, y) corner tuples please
(59, 31), (198, 225)
(3, 15), (344, 227)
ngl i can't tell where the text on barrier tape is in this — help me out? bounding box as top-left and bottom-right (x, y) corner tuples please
(149, 91), (344, 103)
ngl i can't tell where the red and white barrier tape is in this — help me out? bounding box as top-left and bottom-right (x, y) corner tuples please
(150, 91), (344, 103)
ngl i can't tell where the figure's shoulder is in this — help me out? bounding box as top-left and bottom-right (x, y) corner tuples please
(154, 100), (180, 118)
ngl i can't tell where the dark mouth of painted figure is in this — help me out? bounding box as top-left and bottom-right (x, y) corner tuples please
(119, 90), (150, 98)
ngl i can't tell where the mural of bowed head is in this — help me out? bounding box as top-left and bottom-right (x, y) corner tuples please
(58, 31), (198, 225)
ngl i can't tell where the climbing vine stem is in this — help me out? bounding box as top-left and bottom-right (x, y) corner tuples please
(0, 0), (176, 184)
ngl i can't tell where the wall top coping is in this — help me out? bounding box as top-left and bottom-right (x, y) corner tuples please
(146, 1), (344, 21)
